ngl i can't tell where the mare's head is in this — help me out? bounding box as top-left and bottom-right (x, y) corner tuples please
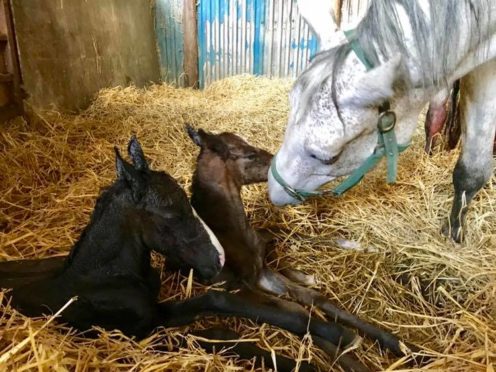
(186, 125), (273, 185)
(266, 0), (461, 205)
(267, 40), (409, 205)
(109, 137), (224, 279)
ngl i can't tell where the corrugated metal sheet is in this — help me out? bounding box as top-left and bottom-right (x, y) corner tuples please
(154, 0), (370, 88)
(155, 0), (185, 86)
(197, 0), (319, 88)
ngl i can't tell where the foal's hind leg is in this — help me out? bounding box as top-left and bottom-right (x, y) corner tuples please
(0, 256), (66, 289)
(258, 269), (415, 358)
(442, 60), (496, 242)
(64, 279), (159, 338)
(190, 327), (316, 372)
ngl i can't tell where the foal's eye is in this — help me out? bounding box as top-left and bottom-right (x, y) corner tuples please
(245, 153), (257, 160)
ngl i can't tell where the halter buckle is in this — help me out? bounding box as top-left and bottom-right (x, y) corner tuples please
(283, 185), (308, 202)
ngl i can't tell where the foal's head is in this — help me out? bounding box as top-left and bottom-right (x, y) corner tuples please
(111, 136), (224, 279)
(186, 125), (273, 185)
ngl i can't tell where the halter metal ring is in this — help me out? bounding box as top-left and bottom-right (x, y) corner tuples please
(377, 111), (396, 133)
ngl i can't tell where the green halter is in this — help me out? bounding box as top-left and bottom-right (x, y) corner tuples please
(269, 30), (410, 201)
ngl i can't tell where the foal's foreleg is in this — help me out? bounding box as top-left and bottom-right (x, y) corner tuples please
(442, 60), (496, 242)
(158, 290), (357, 347)
(259, 269), (412, 357)
(279, 268), (317, 286)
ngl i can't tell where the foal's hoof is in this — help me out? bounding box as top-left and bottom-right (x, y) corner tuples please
(441, 220), (463, 243)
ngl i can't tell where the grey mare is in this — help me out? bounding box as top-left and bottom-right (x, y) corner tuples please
(269, 0), (496, 242)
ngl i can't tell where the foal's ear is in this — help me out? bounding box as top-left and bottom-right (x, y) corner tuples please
(342, 54), (403, 107)
(186, 124), (203, 147)
(115, 147), (145, 200)
(127, 135), (149, 171)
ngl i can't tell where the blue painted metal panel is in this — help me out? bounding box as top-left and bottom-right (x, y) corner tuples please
(155, 0), (185, 86)
(154, 0), (368, 88)
(197, 0), (319, 88)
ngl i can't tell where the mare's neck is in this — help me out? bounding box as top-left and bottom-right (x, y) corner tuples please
(355, 1), (496, 87)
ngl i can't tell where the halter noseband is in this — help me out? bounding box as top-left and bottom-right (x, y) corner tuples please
(270, 30), (410, 201)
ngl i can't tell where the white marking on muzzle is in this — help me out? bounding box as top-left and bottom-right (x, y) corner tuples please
(191, 207), (225, 267)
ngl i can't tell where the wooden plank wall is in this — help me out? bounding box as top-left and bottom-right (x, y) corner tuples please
(0, 0), (22, 122)
(11, 0), (161, 111)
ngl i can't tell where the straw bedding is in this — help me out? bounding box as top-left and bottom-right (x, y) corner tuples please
(0, 75), (495, 371)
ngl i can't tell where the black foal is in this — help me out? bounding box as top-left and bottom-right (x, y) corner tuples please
(0, 136), (360, 371)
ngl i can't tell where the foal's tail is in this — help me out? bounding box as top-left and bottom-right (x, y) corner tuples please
(0, 256), (66, 289)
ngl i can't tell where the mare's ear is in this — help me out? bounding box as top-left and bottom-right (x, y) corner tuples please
(341, 54), (403, 107)
(115, 147), (146, 201)
(297, 0), (345, 51)
(186, 124), (204, 147)
(127, 135), (149, 171)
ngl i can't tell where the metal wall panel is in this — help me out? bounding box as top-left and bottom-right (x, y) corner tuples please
(155, 0), (185, 86)
(197, 0), (319, 88)
(155, 0), (370, 88)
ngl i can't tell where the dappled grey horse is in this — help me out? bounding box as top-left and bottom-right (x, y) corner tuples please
(270, 0), (496, 242)
(296, 0), (464, 155)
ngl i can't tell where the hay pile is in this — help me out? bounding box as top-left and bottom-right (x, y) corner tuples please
(0, 75), (495, 371)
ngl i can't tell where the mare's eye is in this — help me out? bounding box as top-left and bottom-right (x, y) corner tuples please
(325, 154), (340, 165)
(310, 153), (340, 165)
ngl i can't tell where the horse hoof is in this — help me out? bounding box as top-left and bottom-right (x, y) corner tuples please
(441, 220), (463, 243)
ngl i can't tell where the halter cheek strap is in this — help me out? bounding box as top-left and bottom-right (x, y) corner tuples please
(269, 30), (410, 201)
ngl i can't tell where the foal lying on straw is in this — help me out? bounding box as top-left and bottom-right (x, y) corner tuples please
(0, 136), (369, 371)
(187, 126), (419, 371)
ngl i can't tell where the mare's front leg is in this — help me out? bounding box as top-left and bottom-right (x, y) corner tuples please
(442, 60), (496, 242)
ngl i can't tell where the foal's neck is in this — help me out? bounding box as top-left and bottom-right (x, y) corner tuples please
(192, 155), (249, 230)
(65, 185), (150, 277)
